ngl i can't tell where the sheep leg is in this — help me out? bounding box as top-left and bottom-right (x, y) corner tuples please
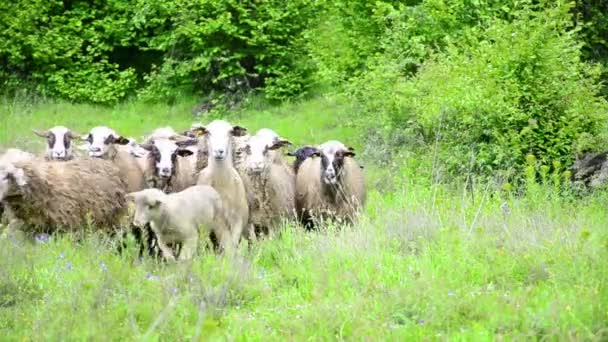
(178, 236), (198, 261)
(214, 228), (234, 254)
(155, 236), (176, 262)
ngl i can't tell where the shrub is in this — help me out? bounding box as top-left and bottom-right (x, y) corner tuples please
(0, 0), (317, 104)
(349, 2), (608, 182)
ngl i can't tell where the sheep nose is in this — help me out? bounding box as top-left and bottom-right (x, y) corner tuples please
(89, 147), (101, 152)
(216, 149), (225, 155)
(159, 167), (171, 176)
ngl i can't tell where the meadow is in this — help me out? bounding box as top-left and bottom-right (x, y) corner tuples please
(0, 96), (606, 340)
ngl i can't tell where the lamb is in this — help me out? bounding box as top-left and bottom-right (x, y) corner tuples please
(83, 126), (146, 192)
(295, 140), (366, 229)
(241, 130), (295, 236)
(139, 136), (198, 193)
(127, 185), (231, 261)
(33, 126), (80, 161)
(196, 120), (250, 247)
(0, 158), (128, 236)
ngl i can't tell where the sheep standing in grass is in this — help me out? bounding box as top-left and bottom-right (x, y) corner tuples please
(33, 126), (80, 161)
(241, 130), (295, 236)
(127, 186), (231, 261)
(295, 141), (366, 229)
(196, 120), (249, 247)
(0, 158), (128, 236)
(83, 126), (146, 192)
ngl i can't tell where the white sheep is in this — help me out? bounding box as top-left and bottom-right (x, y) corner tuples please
(295, 140), (366, 229)
(241, 130), (295, 236)
(33, 126), (80, 161)
(196, 120), (250, 247)
(127, 185), (231, 261)
(83, 126), (146, 192)
(138, 136), (198, 193)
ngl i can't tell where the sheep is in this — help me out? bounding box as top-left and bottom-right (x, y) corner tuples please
(0, 158), (128, 236)
(139, 137), (198, 193)
(196, 120), (250, 247)
(287, 145), (320, 174)
(295, 140), (366, 229)
(33, 126), (80, 161)
(127, 185), (231, 261)
(241, 130), (295, 236)
(83, 126), (146, 193)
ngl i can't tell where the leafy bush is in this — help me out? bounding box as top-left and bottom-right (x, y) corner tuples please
(0, 0), (317, 104)
(349, 2), (608, 182)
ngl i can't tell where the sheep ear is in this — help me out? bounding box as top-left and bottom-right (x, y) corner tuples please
(232, 126), (247, 137)
(174, 138), (198, 147)
(32, 129), (49, 138)
(192, 127), (207, 136)
(347, 146), (355, 152)
(176, 148), (194, 157)
(67, 131), (81, 139)
(115, 136), (131, 145)
(139, 143), (154, 151)
(344, 151), (356, 157)
(287, 151), (297, 157)
(312, 151), (321, 157)
(268, 139), (292, 151)
(80, 134), (91, 142)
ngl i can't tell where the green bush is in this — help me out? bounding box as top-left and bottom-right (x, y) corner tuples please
(349, 2), (608, 182)
(0, 0), (317, 104)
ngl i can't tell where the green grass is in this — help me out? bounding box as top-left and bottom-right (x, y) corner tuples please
(0, 97), (607, 340)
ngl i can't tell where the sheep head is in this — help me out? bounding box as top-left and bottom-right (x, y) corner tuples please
(83, 126), (130, 158)
(33, 126), (80, 161)
(317, 141), (356, 185)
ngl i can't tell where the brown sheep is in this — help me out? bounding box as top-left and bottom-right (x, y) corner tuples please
(0, 158), (128, 236)
(295, 141), (366, 229)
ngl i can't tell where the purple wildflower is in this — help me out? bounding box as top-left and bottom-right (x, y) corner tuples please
(36, 234), (49, 243)
(99, 261), (107, 272)
(65, 261), (72, 270)
(448, 290), (454, 296)
(419, 319), (425, 325)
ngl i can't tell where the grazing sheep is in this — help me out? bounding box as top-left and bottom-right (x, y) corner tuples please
(242, 131), (295, 235)
(295, 140), (366, 229)
(0, 158), (128, 236)
(127, 186), (231, 261)
(196, 120), (249, 247)
(83, 126), (146, 192)
(33, 126), (80, 161)
(139, 137), (198, 193)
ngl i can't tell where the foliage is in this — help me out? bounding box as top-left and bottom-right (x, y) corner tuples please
(347, 2), (608, 182)
(0, 0), (317, 104)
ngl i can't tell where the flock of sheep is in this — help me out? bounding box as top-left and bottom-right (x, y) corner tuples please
(0, 120), (366, 261)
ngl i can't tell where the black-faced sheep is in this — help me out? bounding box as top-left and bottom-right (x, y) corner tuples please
(196, 120), (249, 248)
(127, 185), (231, 261)
(240, 129), (295, 236)
(33, 126), (80, 161)
(0, 158), (128, 236)
(295, 140), (366, 229)
(288, 145), (320, 174)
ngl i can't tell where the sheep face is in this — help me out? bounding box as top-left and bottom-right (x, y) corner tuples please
(245, 135), (290, 174)
(288, 145), (319, 173)
(142, 138), (194, 179)
(199, 120), (247, 162)
(317, 141), (356, 185)
(0, 163), (27, 200)
(83, 126), (130, 158)
(127, 189), (165, 227)
(33, 126), (79, 161)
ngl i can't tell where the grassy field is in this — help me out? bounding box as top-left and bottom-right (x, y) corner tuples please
(0, 96), (607, 340)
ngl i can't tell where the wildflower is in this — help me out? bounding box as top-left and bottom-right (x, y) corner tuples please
(146, 274), (159, 281)
(36, 234), (49, 243)
(59, 252), (65, 259)
(65, 261), (72, 270)
(448, 290), (454, 296)
(99, 261), (107, 272)
(171, 287), (178, 294)
(419, 319), (425, 325)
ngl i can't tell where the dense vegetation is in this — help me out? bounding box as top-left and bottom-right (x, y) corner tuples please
(1, 0), (607, 339)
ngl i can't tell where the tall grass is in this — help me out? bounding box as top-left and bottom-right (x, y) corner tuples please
(0, 97), (607, 340)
